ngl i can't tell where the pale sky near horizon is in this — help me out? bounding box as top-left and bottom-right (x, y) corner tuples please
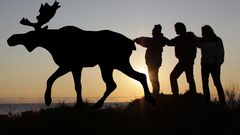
(0, 0), (240, 103)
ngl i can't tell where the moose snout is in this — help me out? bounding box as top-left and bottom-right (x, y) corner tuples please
(7, 34), (19, 46)
(7, 35), (15, 46)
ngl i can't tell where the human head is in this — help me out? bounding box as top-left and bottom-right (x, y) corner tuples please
(174, 22), (186, 35)
(152, 24), (162, 37)
(201, 25), (216, 38)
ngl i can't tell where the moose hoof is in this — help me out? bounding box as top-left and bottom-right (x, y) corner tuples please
(44, 95), (52, 106)
(145, 95), (156, 106)
(74, 102), (85, 109)
(92, 102), (104, 109)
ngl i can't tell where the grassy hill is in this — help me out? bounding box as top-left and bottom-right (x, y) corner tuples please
(0, 94), (239, 135)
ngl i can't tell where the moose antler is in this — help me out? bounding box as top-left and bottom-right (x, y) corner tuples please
(20, 1), (60, 30)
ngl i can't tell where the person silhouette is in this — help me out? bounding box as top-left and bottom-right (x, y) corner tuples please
(134, 24), (169, 95)
(197, 25), (225, 106)
(167, 22), (197, 95)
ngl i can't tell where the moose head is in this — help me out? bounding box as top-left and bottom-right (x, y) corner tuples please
(7, 1), (60, 52)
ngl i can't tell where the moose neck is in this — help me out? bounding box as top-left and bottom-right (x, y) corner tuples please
(34, 29), (59, 48)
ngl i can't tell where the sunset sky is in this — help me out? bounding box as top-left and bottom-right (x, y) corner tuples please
(0, 0), (240, 103)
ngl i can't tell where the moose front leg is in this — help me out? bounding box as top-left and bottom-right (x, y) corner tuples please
(45, 67), (70, 106)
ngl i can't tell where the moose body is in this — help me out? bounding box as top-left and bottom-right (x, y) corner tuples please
(21, 26), (136, 67)
(8, 26), (156, 108)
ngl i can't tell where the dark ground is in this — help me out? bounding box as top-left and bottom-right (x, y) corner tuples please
(0, 94), (239, 135)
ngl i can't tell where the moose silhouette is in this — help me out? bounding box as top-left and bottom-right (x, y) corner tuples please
(7, 1), (156, 108)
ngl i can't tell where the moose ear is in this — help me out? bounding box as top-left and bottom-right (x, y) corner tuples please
(20, 18), (31, 26)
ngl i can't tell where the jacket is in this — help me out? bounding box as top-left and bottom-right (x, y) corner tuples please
(168, 32), (197, 63)
(134, 35), (168, 67)
(199, 37), (224, 65)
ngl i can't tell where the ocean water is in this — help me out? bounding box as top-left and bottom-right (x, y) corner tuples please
(0, 97), (134, 114)
(0, 103), (47, 115)
(0, 102), (129, 115)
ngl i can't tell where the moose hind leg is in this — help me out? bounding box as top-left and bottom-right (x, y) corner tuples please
(72, 68), (84, 108)
(45, 67), (69, 106)
(118, 63), (156, 106)
(93, 66), (116, 108)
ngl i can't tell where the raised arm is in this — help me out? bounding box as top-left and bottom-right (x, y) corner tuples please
(133, 37), (152, 48)
(166, 37), (178, 46)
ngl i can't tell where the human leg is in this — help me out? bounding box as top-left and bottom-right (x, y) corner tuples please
(201, 65), (211, 103)
(147, 65), (160, 95)
(211, 65), (225, 106)
(170, 62), (184, 95)
(185, 63), (196, 94)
